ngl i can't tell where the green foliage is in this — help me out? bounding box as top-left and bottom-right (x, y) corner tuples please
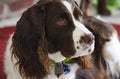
(107, 0), (120, 10)
(92, 0), (120, 10)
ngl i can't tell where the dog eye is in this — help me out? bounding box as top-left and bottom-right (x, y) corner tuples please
(56, 17), (68, 26)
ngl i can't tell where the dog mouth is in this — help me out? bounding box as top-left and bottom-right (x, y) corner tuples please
(48, 41), (95, 63)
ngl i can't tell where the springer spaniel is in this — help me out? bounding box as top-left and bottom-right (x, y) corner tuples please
(4, 0), (120, 79)
(4, 0), (95, 79)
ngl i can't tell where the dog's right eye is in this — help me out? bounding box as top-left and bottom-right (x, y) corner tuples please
(56, 17), (68, 26)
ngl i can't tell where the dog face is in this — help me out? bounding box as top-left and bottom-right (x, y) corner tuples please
(47, 0), (95, 62)
(11, 0), (94, 78)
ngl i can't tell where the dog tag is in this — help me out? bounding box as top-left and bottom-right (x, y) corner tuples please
(55, 62), (64, 77)
(63, 63), (71, 74)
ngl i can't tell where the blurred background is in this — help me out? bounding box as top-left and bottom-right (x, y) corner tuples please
(0, 0), (119, 28)
(0, 0), (38, 27)
(0, 0), (120, 79)
(91, 0), (120, 24)
(0, 0), (37, 78)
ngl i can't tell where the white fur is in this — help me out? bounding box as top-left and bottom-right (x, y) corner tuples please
(103, 30), (120, 78)
(48, 51), (66, 62)
(4, 34), (22, 79)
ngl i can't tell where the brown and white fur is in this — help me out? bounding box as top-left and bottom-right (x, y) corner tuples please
(75, 15), (120, 79)
(4, 0), (120, 79)
(4, 0), (95, 79)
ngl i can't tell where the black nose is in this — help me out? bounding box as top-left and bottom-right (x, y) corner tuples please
(80, 34), (94, 45)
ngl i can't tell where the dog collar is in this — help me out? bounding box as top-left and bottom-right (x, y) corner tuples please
(50, 58), (75, 65)
(50, 58), (75, 77)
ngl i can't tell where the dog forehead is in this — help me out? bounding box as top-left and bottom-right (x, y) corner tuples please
(51, 0), (73, 12)
(60, 0), (73, 13)
(40, 0), (74, 12)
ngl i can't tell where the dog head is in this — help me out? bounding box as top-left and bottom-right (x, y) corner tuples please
(11, 0), (95, 78)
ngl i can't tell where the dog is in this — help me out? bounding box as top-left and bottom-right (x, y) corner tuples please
(75, 15), (120, 79)
(4, 0), (95, 79)
(4, 0), (120, 79)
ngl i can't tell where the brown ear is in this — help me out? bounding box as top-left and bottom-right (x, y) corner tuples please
(11, 2), (50, 79)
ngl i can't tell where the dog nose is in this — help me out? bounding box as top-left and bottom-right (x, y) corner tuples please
(80, 34), (94, 45)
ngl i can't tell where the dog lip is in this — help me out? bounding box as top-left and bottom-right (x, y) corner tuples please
(84, 40), (95, 50)
(83, 46), (90, 51)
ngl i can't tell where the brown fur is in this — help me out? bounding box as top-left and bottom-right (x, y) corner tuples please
(74, 55), (92, 69)
(11, 0), (79, 79)
(11, 1), (50, 78)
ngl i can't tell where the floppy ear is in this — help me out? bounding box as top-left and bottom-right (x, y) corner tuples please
(11, 2), (50, 79)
